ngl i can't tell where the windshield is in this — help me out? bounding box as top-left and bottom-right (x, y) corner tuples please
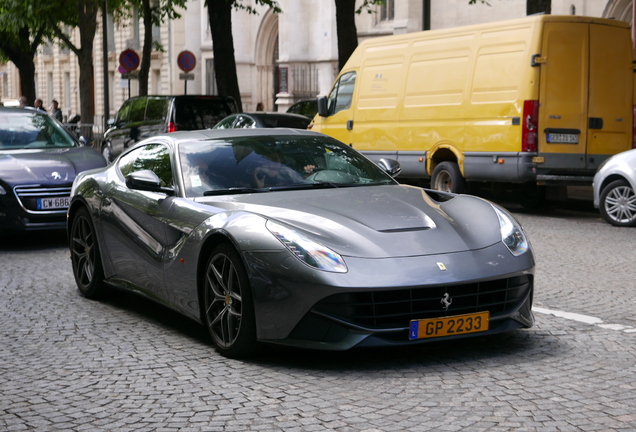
(0, 111), (77, 149)
(179, 134), (396, 197)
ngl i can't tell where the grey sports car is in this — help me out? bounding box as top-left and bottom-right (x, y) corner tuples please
(68, 128), (535, 358)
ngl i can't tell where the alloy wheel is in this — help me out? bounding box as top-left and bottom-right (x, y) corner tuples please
(604, 185), (636, 224)
(204, 252), (243, 348)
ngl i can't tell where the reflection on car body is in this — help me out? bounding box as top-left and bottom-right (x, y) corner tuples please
(68, 128), (535, 358)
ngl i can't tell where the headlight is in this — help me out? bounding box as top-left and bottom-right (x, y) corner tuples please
(266, 220), (347, 273)
(492, 205), (529, 256)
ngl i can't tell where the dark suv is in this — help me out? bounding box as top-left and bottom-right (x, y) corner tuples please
(101, 95), (238, 161)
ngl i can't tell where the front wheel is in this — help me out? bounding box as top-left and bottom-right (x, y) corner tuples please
(69, 206), (108, 298)
(431, 161), (466, 194)
(599, 179), (636, 227)
(203, 244), (257, 358)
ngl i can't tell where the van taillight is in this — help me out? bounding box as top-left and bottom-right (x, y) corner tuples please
(167, 122), (177, 133)
(522, 100), (539, 152)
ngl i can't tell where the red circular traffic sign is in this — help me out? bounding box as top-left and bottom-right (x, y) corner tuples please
(177, 50), (197, 72)
(119, 49), (140, 72)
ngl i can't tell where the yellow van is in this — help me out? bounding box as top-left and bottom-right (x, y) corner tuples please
(311, 15), (635, 197)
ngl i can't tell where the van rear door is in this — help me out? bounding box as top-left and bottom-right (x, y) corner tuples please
(538, 21), (632, 172)
(586, 23), (633, 167)
(538, 22), (589, 171)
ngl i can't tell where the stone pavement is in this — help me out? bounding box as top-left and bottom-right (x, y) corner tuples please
(1, 207), (635, 431)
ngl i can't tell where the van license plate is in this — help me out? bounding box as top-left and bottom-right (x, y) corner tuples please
(409, 311), (489, 340)
(547, 133), (578, 144)
(37, 197), (70, 210)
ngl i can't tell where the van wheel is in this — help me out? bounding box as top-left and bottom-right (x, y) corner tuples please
(431, 162), (466, 194)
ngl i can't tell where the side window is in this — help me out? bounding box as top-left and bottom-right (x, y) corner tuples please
(214, 115), (236, 129)
(117, 100), (132, 123)
(145, 97), (169, 122)
(118, 144), (173, 187)
(129, 97), (147, 123)
(234, 115), (255, 128)
(328, 71), (356, 115)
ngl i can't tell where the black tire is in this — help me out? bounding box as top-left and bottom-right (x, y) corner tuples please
(599, 179), (636, 227)
(69, 207), (108, 299)
(431, 161), (466, 194)
(203, 243), (257, 358)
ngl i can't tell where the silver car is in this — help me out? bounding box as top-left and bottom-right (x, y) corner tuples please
(68, 128), (535, 358)
(593, 148), (636, 227)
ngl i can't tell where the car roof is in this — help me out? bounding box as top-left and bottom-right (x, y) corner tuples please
(0, 107), (49, 115)
(143, 127), (325, 146)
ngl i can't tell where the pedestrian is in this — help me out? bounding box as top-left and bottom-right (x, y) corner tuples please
(256, 102), (264, 111)
(34, 98), (46, 112)
(50, 99), (63, 122)
(18, 96), (27, 107)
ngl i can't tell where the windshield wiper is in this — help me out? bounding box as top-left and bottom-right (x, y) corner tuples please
(203, 187), (264, 196)
(268, 182), (341, 191)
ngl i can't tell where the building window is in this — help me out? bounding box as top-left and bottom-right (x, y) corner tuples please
(380, 0), (394, 21)
(206, 59), (217, 95)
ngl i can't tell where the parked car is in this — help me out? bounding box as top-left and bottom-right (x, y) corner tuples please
(593, 148), (636, 226)
(68, 128), (535, 358)
(101, 95), (238, 162)
(286, 99), (318, 118)
(0, 107), (106, 231)
(213, 112), (311, 130)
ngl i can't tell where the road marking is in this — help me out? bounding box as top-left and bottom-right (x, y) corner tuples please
(533, 307), (635, 334)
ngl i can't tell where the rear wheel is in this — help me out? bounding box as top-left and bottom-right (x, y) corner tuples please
(431, 161), (466, 194)
(599, 179), (636, 227)
(203, 244), (257, 358)
(69, 207), (108, 298)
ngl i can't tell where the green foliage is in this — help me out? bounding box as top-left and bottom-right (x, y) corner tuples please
(204, 0), (282, 15)
(356, 0), (385, 15)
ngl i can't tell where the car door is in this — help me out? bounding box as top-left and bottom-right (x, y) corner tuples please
(100, 142), (175, 299)
(317, 71), (357, 146)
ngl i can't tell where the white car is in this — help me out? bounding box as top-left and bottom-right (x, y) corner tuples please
(593, 148), (636, 227)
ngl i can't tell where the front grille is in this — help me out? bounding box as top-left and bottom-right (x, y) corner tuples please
(14, 184), (72, 214)
(313, 275), (532, 329)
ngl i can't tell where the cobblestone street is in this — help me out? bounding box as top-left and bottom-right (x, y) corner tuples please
(1, 204), (635, 431)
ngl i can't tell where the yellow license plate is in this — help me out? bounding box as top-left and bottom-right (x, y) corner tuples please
(409, 311), (490, 340)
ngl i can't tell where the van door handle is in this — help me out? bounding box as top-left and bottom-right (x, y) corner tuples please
(589, 118), (603, 129)
(347, 120), (354, 130)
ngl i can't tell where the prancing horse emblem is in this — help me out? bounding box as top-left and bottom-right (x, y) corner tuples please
(441, 293), (452, 311)
(51, 171), (61, 180)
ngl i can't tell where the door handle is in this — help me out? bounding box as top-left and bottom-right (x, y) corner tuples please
(347, 120), (354, 130)
(589, 118), (603, 129)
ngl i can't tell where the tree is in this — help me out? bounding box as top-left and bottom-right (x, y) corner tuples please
(205, 0), (281, 113)
(122, 0), (187, 96)
(334, 0), (383, 71)
(0, 0), (50, 104)
(48, 0), (101, 127)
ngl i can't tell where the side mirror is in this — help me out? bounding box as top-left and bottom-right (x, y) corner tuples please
(107, 118), (115, 127)
(317, 96), (329, 117)
(377, 158), (402, 178)
(78, 136), (87, 146)
(126, 170), (174, 195)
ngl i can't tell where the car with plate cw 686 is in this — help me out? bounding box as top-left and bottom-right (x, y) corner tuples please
(0, 107), (107, 231)
(68, 128), (535, 358)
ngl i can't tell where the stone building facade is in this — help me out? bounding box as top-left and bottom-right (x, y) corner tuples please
(0, 0), (631, 128)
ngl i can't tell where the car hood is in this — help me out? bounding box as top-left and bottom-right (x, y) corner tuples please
(0, 147), (105, 186)
(200, 185), (504, 258)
